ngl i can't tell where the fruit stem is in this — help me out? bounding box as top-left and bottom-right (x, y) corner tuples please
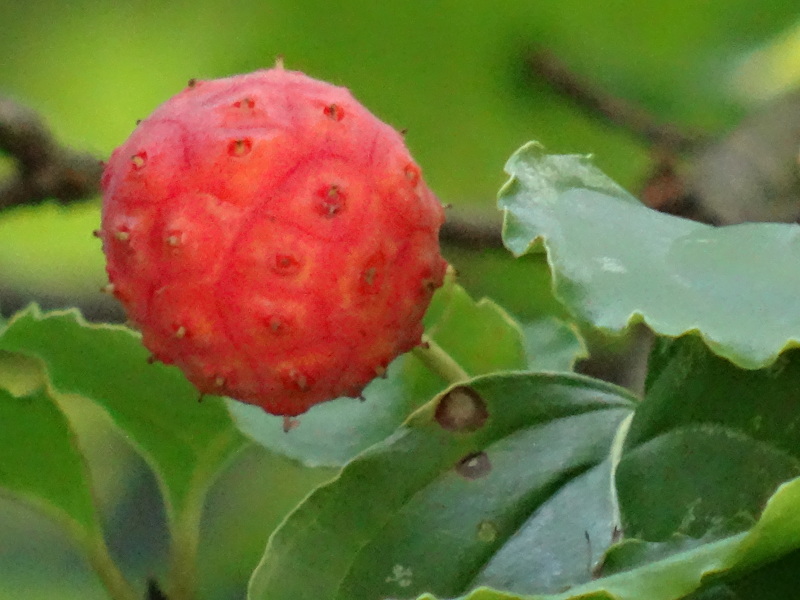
(412, 336), (469, 384)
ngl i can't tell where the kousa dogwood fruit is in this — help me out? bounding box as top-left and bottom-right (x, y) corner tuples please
(98, 67), (447, 417)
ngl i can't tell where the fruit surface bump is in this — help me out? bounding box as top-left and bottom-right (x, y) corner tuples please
(100, 67), (447, 416)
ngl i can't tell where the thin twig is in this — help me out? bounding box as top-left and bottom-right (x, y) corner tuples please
(0, 96), (103, 210)
(525, 50), (707, 153)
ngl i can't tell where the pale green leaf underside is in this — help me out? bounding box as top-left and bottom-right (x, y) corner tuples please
(248, 372), (635, 600)
(521, 318), (586, 372)
(499, 142), (800, 369)
(411, 474), (800, 600)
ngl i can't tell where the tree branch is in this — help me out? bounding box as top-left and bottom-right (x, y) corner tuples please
(0, 57), (709, 262)
(525, 50), (708, 153)
(0, 96), (103, 210)
(440, 212), (504, 249)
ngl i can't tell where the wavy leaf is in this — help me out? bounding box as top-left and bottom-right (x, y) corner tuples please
(498, 142), (800, 369)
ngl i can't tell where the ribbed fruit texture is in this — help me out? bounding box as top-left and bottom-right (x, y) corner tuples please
(99, 68), (447, 416)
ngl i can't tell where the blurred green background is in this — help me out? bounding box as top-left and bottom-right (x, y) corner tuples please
(2, 1), (800, 598)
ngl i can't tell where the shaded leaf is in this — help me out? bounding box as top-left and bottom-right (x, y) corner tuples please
(0, 380), (97, 540)
(412, 474), (800, 600)
(248, 372), (635, 600)
(473, 458), (615, 594)
(310, 337), (800, 600)
(228, 356), (437, 469)
(0, 306), (247, 528)
(717, 548), (800, 599)
(521, 318), (586, 372)
(498, 142), (800, 369)
(618, 336), (800, 542)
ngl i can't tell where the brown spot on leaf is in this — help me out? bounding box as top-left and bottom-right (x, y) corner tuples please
(477, 520), (498, 542)
(435, 386), (488, 432)
(456, 451), (491, 479)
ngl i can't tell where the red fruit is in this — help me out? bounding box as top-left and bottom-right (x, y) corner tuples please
(99, 67), (447, 416)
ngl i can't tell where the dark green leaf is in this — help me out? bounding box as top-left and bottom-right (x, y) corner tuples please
(618, 337), (800, 542)
(473, 458), (615, 594)
(248, 372), (635, 599)
(413, 474), (800, 600)
(719, 548), (800, 599)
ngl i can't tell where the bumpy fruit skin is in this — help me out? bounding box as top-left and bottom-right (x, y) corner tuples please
(100, 68), (447, 416)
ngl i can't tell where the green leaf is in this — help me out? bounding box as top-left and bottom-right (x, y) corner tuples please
(521, 318), (586, 372)
(618, 337), (800, 542)
(0, 305), (247, 597)
(619, 426), (797, 540)
(413, 474), (800, 600)
(248, 336), (800, 600)
(423, 276), (528, 374)
(248, 372), (635, 599)
(440, 337), (800, 600)
(472, 458), (616, 594)
(0, 353), (139, 600)
(229, 279), (530, 468)
(0, 379), (97, 541)
(498, 142), (800, 369)
(716, 548), (800, 599)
